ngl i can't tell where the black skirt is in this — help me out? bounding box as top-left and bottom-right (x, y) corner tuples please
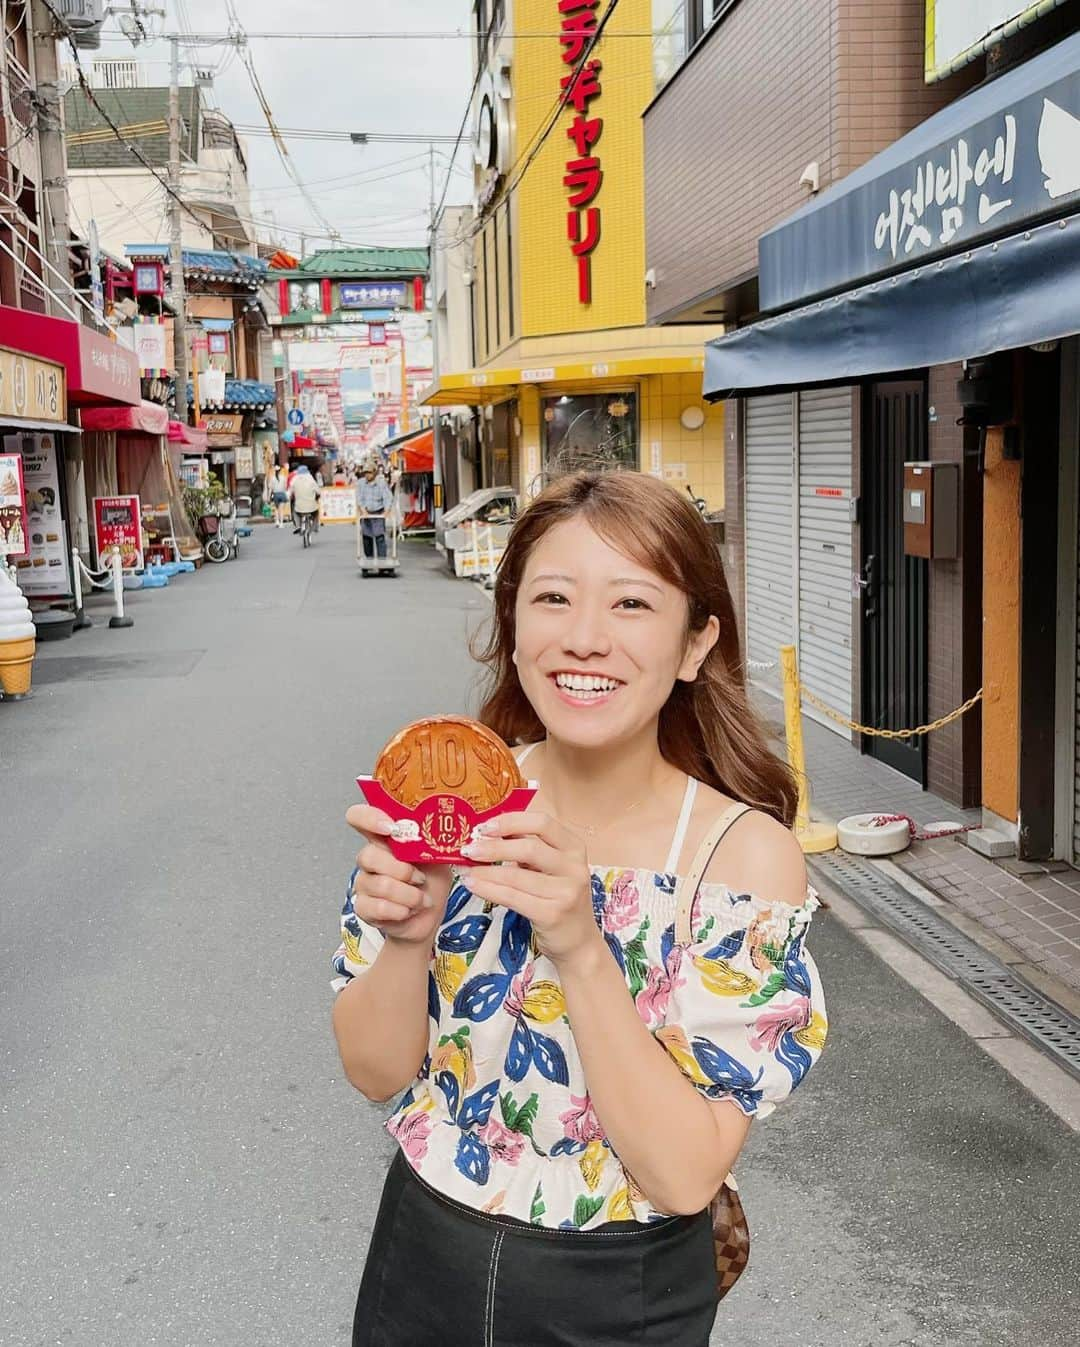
(352, 1151), (719, 1347)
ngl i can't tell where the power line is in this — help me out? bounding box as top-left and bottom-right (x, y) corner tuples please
(462, 0), (623, 244)
(431, 37), (490, 231)
(93, 29), (657, 42)
(232, 125), (460, 144)
(222, 0), (340, 241)
(41, 0), (263, 276)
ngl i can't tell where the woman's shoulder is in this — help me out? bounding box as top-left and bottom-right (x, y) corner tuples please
(694, 782), (808, 909)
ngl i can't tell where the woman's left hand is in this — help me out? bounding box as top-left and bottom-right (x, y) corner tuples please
(458, 812), (604, 969)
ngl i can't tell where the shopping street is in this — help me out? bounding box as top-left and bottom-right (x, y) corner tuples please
(2, 528), (1078, 1347)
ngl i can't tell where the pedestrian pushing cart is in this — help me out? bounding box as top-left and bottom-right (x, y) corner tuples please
(355, 477), (400, 578)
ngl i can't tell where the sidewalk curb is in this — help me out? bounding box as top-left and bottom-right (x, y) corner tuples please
(816, 872), (1080, 1131)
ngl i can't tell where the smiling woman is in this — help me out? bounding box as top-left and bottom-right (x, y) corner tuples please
(334, 471), (827, 1346)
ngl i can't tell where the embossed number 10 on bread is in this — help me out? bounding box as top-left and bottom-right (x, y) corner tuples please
(357, 716), (538, 864)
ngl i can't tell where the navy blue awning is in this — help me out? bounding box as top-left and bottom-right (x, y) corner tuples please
(704, 211), (1080, 401)
(760, 29), (1080, 311)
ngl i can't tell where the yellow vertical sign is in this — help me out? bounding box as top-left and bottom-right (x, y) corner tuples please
(513, 0), (653, 338)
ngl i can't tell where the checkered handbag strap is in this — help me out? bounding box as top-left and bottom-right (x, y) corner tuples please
(674, 803), (753, 945)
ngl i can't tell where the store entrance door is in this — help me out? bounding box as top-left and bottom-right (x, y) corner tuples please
(863, 380), (929, 783)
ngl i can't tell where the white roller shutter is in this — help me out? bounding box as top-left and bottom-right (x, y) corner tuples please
(798, 389), (854, 739)
(744, 395), (795, 696)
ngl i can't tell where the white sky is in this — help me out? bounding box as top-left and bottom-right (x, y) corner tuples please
(91, 0), (474, 252)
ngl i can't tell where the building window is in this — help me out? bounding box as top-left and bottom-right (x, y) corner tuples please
(482, 225), (492, 358)
(653, 1), (687, 90)
(493, 210), (502, 351)
(504, 198), (515, 341)
(687, 0), (736, 48)
(542, 391), (639, 477)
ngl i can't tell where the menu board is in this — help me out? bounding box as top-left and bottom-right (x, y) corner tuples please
(319, 485), (358, 525)
(93, 495), (144, 571)
(6, 432), (72, 595)
(0, 451), (26, 556)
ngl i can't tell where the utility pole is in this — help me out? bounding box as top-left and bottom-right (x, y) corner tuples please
(168, 36), (189, 424)
(30, 0), (74, 317)
(428, 144), (444, 526)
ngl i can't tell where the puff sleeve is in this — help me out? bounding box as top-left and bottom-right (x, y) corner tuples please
(655, 887), (828, 1119)
(330, 866), (386, 993)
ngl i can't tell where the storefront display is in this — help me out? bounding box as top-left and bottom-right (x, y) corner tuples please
(541, 391), (638, 477)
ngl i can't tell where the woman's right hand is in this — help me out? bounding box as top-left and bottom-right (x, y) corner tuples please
(346, 805), (454, 945)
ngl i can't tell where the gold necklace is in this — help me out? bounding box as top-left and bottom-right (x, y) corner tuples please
(564, 792), (650, 839)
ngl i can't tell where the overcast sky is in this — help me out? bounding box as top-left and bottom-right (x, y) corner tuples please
(93, 0), (474, 253)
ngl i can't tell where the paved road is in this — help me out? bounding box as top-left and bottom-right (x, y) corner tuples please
(2, 525), (1076, 1347)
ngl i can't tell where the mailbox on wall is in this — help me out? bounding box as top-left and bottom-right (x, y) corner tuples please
(903, 462), (959, 559)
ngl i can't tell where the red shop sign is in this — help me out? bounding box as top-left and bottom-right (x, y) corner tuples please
(93, 494), (144, 571)
(560, 0), (603, 304)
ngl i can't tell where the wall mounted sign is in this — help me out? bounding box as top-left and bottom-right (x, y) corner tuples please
(560, 0), (604, 303)
(0, 347), (65, 422)
(133, 261), (164, 296)
(339, 282), (408, 309)
(926, 1), (1069, 83)
(760, 34), (1080, 309)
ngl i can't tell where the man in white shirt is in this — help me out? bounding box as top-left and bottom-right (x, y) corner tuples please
(289, 466), (320, 533)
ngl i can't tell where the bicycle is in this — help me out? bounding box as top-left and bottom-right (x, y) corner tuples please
(297, 510), (317, 548)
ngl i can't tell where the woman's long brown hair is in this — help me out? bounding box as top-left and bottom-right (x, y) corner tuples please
(474, 471), (799, 828)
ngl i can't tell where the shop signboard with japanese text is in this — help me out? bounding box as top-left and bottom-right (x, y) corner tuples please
(5, 432), (72, 595)
(760, 41), (1080, 309)
(0, 451), (26, 556)
(93, 495), (143, 571)
(513, 0), (650, 336)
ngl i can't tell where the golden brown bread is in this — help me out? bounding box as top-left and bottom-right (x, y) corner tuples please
(373, 715), (524, 811)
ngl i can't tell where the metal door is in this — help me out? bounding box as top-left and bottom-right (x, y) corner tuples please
(864, 382), (929, 782)
(744, 395), (795, 697)
(798, 388), (854, 738)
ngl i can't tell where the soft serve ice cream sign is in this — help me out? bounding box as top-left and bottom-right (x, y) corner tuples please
(0, 564), (36, 699)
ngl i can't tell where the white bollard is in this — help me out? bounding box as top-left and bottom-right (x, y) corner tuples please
(71, 546), (92, 631)
(108, 548), (133, 629)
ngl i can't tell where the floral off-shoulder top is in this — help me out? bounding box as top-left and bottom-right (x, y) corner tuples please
(331, 846), (828, 1231)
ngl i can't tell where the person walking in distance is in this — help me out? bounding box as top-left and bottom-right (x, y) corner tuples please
(356, 460), (394, 565)
(332, 471), (828, 1345)
(266, 464), (289, 528)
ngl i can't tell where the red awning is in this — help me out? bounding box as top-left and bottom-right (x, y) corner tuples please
(81, 400), (169, 436)
(168, 421), (209, 453)
(0, 304), (140, 406)
(395, 428), (433, 473)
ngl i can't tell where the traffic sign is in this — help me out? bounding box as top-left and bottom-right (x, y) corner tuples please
(287, 408), (304, 426)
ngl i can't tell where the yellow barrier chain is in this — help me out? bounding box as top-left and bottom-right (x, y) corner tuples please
(799, 686), (984, 740)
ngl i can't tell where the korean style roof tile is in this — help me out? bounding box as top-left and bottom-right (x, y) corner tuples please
(182, 379), (275, 409)
(268, 247), (429, 278)
(126, 245), (267, 279)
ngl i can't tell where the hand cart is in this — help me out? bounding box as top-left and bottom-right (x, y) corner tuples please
(356, 486), (400, 578)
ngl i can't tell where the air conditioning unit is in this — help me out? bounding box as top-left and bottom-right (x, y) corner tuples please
(52, 0), (105, 28)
